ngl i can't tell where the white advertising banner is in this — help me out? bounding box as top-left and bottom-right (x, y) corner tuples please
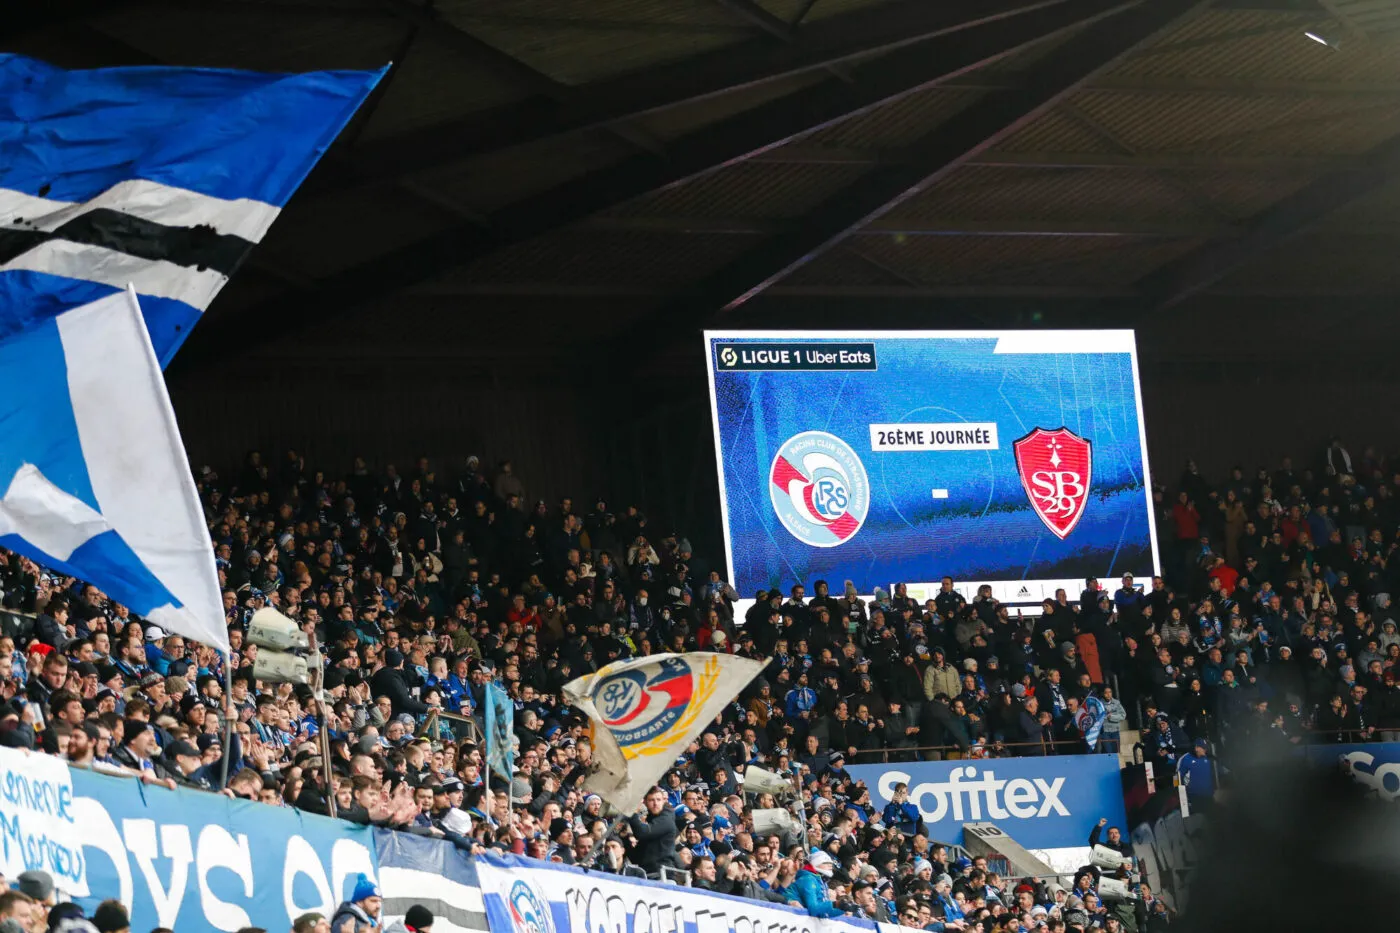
(476, 853), (917, 933)
(0, 746), (85, 893)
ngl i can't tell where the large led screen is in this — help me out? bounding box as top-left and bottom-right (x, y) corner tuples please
(704, 331), (1160, 606)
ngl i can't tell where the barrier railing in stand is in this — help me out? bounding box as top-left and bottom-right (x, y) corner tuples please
(848, 736), (1120, 763)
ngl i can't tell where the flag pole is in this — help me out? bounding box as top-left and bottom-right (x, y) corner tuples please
(483, 748), (492, 828)
(219, 650), (234, 789)
(310, 633), (336, 818)
(579, 811), (629, 869)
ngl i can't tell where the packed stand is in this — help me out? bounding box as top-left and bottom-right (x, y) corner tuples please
(0, 442), (1384, 928)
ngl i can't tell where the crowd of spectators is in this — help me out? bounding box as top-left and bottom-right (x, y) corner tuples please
(0, 440), (1392, 932)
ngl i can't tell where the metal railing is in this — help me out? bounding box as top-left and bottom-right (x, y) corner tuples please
(843, 736), (1119, 763)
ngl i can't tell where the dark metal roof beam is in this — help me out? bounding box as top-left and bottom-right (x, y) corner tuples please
(1212, 0), (1325, 9)
(752, 148), (1365, 169)
(327, 0), (1078, 182)
(634, 0), (1210, 335)
(186, 0), (1137, 365)
(706, 0), (796, 41)
(580, 216), (1234, 236)
(372, 0), (665, 155)
(1137, 131), (1400, 308)
(375, 0), (561, 96)
(933, 75), (1400, 97)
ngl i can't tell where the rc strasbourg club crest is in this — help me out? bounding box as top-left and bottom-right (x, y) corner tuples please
(1014, 427), (1092, 539)
(596, 657), (695, 747)
(769, 431), (870, 547)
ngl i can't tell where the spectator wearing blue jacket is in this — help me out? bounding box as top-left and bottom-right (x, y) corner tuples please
(785, 672), (818, 721)
(933, 873), (966, 924)
(1177, 738), (1216, 808)
(784, 851), (845, 917)
(882, 781), (924, 837)
(1114, 575), (1142, 613)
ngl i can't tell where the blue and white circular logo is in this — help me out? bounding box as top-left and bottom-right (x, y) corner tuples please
(769, 431), (870, 548)
(507, 879), (553, 933)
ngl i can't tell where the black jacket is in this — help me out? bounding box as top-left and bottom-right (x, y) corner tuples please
(627, 807), (678, 874)
(370, 665), (429, 719)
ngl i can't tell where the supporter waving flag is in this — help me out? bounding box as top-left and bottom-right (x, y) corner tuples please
(0, 288), (226, 650)
(0, 55), (385, 365)
(483, 678), (515, 782)
(565, 652), (764, 812)
(1083, 694), (1110, 751)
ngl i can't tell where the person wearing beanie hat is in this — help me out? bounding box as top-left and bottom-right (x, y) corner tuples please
(369, 648), (429, 720)
(46, 902), (86, 929)
(789, 851), (844, 918)
(384, 904), (434, 933)
(331, 874), (382, 933)
(291, 913), (327, 933)
(18, 870), (55, 908)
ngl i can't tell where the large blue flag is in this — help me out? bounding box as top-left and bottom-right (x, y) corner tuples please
(0, 55), (384, 365)
(483, 680), (515, 783)
(0, 288), (227, 650)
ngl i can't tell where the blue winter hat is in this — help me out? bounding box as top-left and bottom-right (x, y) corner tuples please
(351, 874), (380, 902)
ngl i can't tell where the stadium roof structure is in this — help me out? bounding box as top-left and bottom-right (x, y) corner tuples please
(17, 0), (1400, 373)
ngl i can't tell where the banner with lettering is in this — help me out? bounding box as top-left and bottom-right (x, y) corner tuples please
(0, 747), (85, 893)
(66, 766), (377, 932)
(376, 829), (490, 933)
(1299, 741), (1400, 800)
(847, 753), (1126, 850)
(475, 852), (914, 933)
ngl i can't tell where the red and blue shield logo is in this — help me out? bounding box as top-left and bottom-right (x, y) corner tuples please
(1014, 426), (1092, 539)
(596, 657), (695, 747)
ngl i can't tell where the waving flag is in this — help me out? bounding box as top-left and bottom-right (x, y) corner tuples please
(565, 652), (764, 811)
(0, 288), (226, 651)
(1084, 695), (1109, 751)
(0, 55), (385, 365)
(483, 680), (515, 783)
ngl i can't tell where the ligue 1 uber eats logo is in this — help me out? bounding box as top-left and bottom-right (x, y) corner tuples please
(1014, 427), (1092, 539)
(770, 431), (870, 547)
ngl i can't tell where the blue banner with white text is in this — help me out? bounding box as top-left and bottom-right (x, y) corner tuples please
(848, 754), (1126, 849)
(1300, 742), (1400, 800)
(68, 767), (377, 933)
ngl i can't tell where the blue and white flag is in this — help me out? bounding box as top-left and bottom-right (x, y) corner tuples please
(0, 288), (227, 651)
(0, 55), (385, 365)
(1084, 694), (1109, 751)
(483, 680), (515, 783)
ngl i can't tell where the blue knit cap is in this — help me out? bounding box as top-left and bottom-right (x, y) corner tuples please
(351, 874), (380, 902)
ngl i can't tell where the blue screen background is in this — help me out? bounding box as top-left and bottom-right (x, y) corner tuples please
(710, 335), (1155, 595)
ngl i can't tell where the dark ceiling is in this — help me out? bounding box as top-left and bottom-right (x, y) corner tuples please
(17, 0), (1400, 376)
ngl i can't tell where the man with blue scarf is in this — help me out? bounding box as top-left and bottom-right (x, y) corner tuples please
(784, 671), (818, 721)
(933, 872), (965, 924)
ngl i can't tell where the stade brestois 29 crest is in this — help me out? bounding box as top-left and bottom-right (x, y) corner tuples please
(705, 331), (1159, 606)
